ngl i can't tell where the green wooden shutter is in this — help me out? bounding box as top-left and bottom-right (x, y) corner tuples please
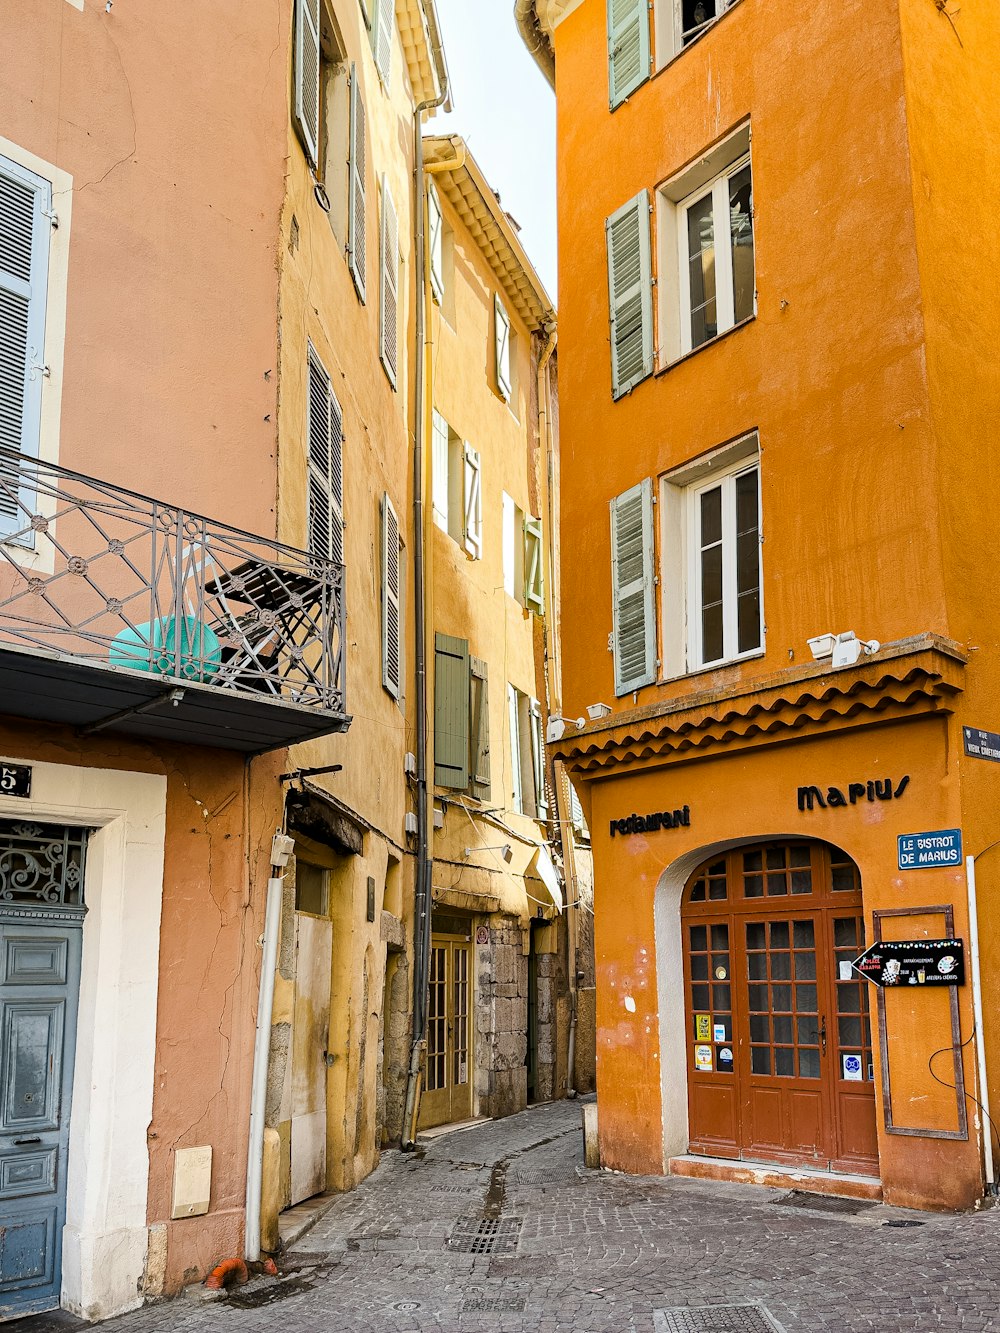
(610, 478), (656, 695)
(608, 0), (650, 108)
(381, 492), (401, 699)
(607, 190), (653, 399)
(0, 155), (50, 532)
(294, 0), (321, 166)
(348, 66), (367, 302)
(380, 177), (399, 387)
(529, 699), (547, 820)
(494, 296), (511, 400)
(523, 515), (544, 615)
(470, 655), (491, 797)
(434, 633), (470, 788)
(428, 182), (444, 305)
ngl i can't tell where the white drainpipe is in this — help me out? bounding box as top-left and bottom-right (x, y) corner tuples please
(965, 854), (995, 1192)
(245, 832), (294, 1261)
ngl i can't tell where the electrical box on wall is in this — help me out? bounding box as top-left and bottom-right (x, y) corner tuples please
(404, 812), (418, 836)
(404, 752), (417, 776)
(171, 1145), (212, 1219)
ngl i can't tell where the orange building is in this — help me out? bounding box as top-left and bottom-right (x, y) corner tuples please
(518, 0), (1000, 1211)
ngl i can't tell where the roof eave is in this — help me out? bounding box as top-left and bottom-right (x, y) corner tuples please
(514, 0), (556, 88)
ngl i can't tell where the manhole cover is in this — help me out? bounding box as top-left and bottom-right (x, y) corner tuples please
(882, 1219), (925, 1228)
(447, 1216), (522, 1255)
(462, 1296), (527, 1312)
(776, 1191), (876, 1216)
(432, 1184), (478, 1194)
(654, 1304), (786, 1332)
(391, 1301), (421, 1312)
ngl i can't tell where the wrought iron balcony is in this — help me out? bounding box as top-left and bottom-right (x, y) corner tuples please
(0, 450), (348, 752)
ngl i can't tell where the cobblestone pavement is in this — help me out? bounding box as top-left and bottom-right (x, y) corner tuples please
(17, 1098), (1000, 1332)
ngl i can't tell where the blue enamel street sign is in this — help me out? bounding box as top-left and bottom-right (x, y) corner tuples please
(963, 727), (1000, 762)
(898, 829), (963, 870)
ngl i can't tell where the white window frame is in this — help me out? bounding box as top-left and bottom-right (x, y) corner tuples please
(502, 492), (525, 603)
(660, 436), (763, 678)
(656, 124), (754, 367)
(653, 0), (741, 70)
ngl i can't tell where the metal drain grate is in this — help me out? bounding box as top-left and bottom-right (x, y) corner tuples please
(776, 1190), (877, 1216)
(654, 1304), (786, 1332)
(447, 1216), (522, 1255)
(431, 1184), (479, 1194)
(462, 1296), (527, 1312)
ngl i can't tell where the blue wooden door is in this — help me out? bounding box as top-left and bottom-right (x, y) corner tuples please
(0, 919), (82, 1319)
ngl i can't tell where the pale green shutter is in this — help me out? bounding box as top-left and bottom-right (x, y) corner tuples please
(348, 66), (367, 302)
(373, 0), (393, 85)
(607, 190), (653, 399)
(381, 493), (401, 699)
(610, 478), (656, 695)
(470, 656), (491, 797)
(495, 297), (511, 400)
(0, 155), (50, 532)
(435, 633), (470, 788)
(523, 515), (544, 614)
(608, 0), (650, 109)
(529, 700), (547, 820)
(428, 182), (444, 305)
(379, 176), (399, 387)
(294, 0), (321, 166)
(462, 443), (482, 559)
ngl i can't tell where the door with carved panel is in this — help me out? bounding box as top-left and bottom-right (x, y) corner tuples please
(682, 841), (878, 1175)
(418, 936), (472, 1130)
(0, 820), (87, 1320)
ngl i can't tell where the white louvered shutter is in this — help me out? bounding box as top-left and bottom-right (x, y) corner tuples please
(358, 0), (371, 29)
(348, 65), (367, 302)
(373, 0), (393, 86)
(523, 515), (544, 615)
(0, 157), (50, 532)
(381, 492), (401, 698)
(462, 443), (482, 559)
(507, 685), (524, 813)
(608, 0), (650, 108)
(494, 296), (511, 401)
(307, 349), (344, 567)
(610, 479), (656, 695)
(431, 410), (449, 529)
(428, 182), (444, 305)
(606, 190), (653, 399)
(529, 700), (547, 820)
(379, 177), (399, 387)
(294, 0), (321, 167)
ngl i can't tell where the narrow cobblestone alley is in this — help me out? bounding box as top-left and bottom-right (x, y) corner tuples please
(14, 1099), (1000, 1333)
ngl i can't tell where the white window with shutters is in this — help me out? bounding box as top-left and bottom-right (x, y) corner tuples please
(347, 65), (367, 302)
(494, 296), (512, 402)
(610, 478), (656, 696)
(507, 685), (545, 819)
(372, 0), (393, 87)
(660, 435), (762, 677)
(502, 492), (524, 602)
(379, 176), (399, 388)
(608, 0), (650, 109)
(606, 191), (653, 400)
(428, 182), (444, 306)
(652, 0), (741, 66)
(294, 0), (321, 166)
(1, 152), (54, 539)
(381, 492), (402, 700)
(306, 347), (344, 567)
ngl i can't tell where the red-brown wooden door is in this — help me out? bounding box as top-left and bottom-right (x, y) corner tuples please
(683, 842), (878, 1175)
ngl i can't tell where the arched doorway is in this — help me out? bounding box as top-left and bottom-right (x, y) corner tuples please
(681, 840), (878, 1175)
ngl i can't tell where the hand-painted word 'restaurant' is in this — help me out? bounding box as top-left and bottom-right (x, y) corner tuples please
(610, 807), (691, 837)
(798, 776), (910, 812)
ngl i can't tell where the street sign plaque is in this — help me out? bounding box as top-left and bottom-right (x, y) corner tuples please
(897, 829), (962, 869)
(852, 939), (965, 988)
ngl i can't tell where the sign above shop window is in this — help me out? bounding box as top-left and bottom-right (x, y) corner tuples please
(797, 776), (909, 812)
(0, 762), (32, 799)
(610, 806), (690, 837)
(898, 829), (962, 870)
(963, 727), (1000, 763)
(852, 938), (965, 988)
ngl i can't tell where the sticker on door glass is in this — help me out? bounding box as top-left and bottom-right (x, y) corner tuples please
(695, 1014), (712, 1041)
(695, 1044), (713, 1072)
(842, 1054), (863, 1082)
(717, 1046), (734, 1072)
(713, 1023), (726, 1042)
(839, 961), (854, 981)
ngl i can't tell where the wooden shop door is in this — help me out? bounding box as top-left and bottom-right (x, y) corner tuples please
(419, 936), (473, 1130)
(683, 842), (878, 1176)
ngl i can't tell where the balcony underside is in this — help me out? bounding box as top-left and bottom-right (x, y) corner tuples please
(0, 645), (351, 753)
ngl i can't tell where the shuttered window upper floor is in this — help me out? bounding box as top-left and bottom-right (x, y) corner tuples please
(608, 0), (747, 109)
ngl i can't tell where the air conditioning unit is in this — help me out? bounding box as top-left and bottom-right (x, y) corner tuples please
(404, 812), (419, 836)
(404, 752), (417, 777)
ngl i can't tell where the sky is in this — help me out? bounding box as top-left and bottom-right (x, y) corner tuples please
(431, 0), (558, 299)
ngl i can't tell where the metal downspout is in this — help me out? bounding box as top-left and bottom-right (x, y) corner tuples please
(402, 0), (451, 1152)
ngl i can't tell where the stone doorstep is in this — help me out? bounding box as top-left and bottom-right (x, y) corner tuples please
(417, 1116), (490, 1141)
(669, 1154), (883, 1202)
(278, 1190), (341, 1249)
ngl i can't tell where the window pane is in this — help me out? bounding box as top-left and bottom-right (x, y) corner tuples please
(751, 1046), (771, 1075)
(744, 874), (764, 898)
(775, 1047), (794, 1077)
(773, 1015), (793, 1044)
(702, 601), (724, 664)
(793, 921), (815, 949)
(711, 924), (729, 951)
(687, 193), (717, 347)
(799, 1048), (820, 1079)
(689, 924), (708, 951)
(746, 922), (766, 951)
(700, 486), (723, 545)
(750, 1015), (769, 1042)
(683, 0), (717, 41)
(771, 951), (791, 980)
(691, 954), (709, 980)
(713, 984), (731, 1011)
(770, 921), (790, 948)
(729, 163), (754, 324)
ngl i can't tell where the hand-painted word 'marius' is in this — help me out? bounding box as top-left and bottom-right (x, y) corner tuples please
(610, 807), (691, 836)
(797, 776), (910, 812)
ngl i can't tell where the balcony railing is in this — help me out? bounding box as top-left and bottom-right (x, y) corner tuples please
(0, 450), (347, 750)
